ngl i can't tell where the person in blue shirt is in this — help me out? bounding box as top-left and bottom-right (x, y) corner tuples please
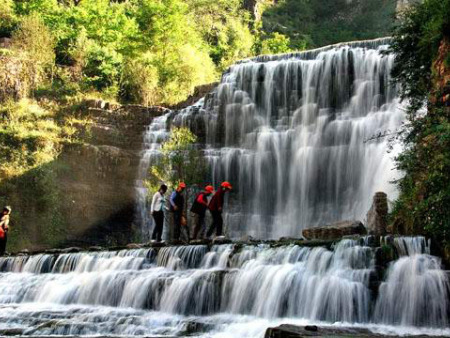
(169, 182), (186, 241)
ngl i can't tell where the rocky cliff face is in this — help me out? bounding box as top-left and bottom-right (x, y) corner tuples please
(1, 101), (168, 252)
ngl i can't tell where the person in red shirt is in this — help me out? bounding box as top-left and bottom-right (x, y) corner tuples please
(207, 182), (232, 238)
(191, 185), (214, 240)
(0, 206), (11, 256)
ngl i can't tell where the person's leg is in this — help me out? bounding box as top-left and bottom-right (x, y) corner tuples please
(207, 211), (218, 237)
(157, 212), (165, 242)
(216, 212), (223, 236)
(151, 213), (159, 240)
(183, 222), (190, 242)
(174, 211), (181, 240)
(152, 211), (164, 242)
(199, 213), (206, 239)
(0, 238), (5, 256)
(0, 233), (7, 256)
(192, 214), (200, 240)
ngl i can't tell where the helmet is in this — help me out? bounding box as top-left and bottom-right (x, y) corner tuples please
(178, 182), (186, 189)
(221, 181), (232, 190)
(3, 206), (11, 213)
(205, 185), (214, 193)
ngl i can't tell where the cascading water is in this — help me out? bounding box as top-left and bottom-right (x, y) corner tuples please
(135, 114), (170, 241)
(0, 237), (449, 336)
(136, 38), (404, 239)
(374, 237), (449, 327)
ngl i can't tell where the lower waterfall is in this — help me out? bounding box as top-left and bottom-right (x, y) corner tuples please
(0, 237), (448, 337)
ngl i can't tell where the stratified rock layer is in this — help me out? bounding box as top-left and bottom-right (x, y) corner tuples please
(302, 220), (367, 240)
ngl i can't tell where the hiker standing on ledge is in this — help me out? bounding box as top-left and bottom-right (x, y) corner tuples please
(170, 182), (186, 241)
(191, 185), (214, 240)
(0, 206), (11, 256)
(207, 182), (232, 238)
(151, 184), (167, 242)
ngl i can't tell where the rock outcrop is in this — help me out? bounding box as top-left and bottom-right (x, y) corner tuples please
(2, 102), (168, 251)
(265, 324), (447, 338)
(302, 220), (367, 240)
(366, 192), (388, 236)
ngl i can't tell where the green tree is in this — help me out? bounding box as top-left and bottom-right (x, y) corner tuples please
(147, 127), (207, 192)
(0, 0), (17, 36)
(185, 0), (254, 69)
(388, 0), (450, 248)
(262, 0), (396, 49)
(131, 0), (217, 104)
(259, 32), (292, 55)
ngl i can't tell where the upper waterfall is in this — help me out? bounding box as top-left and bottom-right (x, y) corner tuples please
(137, 38), (405, 240)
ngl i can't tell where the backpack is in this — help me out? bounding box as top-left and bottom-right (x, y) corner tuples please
(190, 193), (206, 215)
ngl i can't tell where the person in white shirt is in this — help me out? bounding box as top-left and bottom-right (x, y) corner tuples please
(150, 184), (167, 242)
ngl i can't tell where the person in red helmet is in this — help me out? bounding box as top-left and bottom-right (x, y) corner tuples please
(191, 185), (214, 240)
(207, 182), (232, 238)
(169, 182), (186, 241)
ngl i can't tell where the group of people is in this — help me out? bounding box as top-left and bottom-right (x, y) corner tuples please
(150, 182), (232, 242)
(0, 206), (11, 256)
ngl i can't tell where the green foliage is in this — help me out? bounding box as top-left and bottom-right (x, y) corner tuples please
(147, 127), (207, 191)
(259, 32), (292, 55)
(390, 0), (450, 114)
(11, 15), (56, 71)
(388, 0), (450, 246)
(0, 99), (62, 179)
(186, 0), (254, 69)
(262, 0), (396, 49)
(0, 0), (17, 36)
(391, 111), (450, 242)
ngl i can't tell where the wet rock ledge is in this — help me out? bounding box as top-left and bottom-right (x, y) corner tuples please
(265, 324), (447, 338)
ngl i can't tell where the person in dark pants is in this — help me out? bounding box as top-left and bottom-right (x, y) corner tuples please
(207, 182), (232, 238)
(0, 206), (12, 256)
(191, 185), (214, 240)
(169, 182), (186, 241)
(150, 184), (168, 242)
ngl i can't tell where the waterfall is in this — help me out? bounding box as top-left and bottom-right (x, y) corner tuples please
(135, 114), (171, 241)
(374, 237), (450, 327)
(0, 237), (449, 336)
(136, 38), (405, 239)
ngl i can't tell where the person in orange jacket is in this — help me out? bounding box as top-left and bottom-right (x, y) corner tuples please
(191, 185), (214, 240)
(207, 182), (232, 238)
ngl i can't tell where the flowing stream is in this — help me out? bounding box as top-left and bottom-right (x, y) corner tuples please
(0, 237), (449, 336)
(136, 38), (404, 240)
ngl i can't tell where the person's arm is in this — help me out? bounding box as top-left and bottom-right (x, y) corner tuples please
(0, 216), (8, 231)
(218, 190), (224, 211)
(170, 192), (177, 210)
(150, 192), (159, 214)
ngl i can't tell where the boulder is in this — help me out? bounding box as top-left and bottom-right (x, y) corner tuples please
(302, 220), (366, 240)
(126, 243), (142, 249)
(366, 192), (388, 236)
(265, 324), (385, 337)
(212, 236), (232, 245)
(61, 247), (82, 253)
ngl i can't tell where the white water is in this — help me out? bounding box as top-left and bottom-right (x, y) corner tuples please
(135, 39), (405, 240)
(0, 237), (448, 336)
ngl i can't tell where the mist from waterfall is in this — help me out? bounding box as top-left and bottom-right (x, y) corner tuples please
(136, 38), (405, 240)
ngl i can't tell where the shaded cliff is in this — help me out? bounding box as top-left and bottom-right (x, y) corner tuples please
(0, 101), (168, 252)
